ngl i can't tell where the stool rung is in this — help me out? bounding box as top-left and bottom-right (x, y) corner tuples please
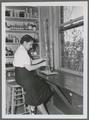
(15, 90), (22, 92)
(14, 103), (24, 107)
(14, 93), (25, 96)
(15, 98), (24, 100)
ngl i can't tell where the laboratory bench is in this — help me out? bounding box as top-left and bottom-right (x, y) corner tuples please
(37, 69), (83, 96)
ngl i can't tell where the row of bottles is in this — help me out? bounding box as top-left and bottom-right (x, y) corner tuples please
(6, 22), (38, 31)
(6, 34), (39, 43)
(6, 34), (19, 43)
(6, 62), (13, 67)
(5, 7), (38, 18)
(6, 47), (14, 56)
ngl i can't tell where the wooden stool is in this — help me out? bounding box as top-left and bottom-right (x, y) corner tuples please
(7, 81), (27, 114)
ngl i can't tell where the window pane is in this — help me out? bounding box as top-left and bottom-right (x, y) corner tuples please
(62, 26), (84, 72)
(63, 6), (84, 22)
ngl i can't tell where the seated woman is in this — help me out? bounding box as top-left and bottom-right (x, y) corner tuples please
(13, 34), (53, 114)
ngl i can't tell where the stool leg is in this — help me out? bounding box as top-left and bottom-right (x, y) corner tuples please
(22, 88), (27, 114)
(11, 88), (15, 114)
(6, 85), (11, 114)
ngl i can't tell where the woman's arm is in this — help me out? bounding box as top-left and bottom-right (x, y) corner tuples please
(24, 61), (47, 71)
(31, 58), (45, 65)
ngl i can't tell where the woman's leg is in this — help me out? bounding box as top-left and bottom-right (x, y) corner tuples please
(37, 104), (48, 114)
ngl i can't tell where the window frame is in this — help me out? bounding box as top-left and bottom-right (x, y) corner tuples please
(59, 6), (84, 76)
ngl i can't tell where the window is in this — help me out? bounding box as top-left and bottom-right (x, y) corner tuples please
(60, 6), (84, 73)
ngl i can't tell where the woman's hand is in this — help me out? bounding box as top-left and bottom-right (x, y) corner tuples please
(25, 60), (47, 71)
(40, 60), (47, 67)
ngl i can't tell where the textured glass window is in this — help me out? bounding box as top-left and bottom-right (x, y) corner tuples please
(60, 6), (84, 72)
(62, 26), (84, 72)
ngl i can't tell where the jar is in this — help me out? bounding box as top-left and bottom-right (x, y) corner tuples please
(28, 24), (32, 30)
(32, 25), (36, 31)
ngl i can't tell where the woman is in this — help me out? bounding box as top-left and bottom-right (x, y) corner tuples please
(13, 34), (52, 114)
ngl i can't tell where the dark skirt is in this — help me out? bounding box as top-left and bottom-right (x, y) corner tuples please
(15, 67), (52, 106)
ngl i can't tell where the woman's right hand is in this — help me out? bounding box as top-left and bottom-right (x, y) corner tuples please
(40, 61), (47, 67)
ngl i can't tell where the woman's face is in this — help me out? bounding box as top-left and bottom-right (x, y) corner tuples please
(24, 41), (33, 51)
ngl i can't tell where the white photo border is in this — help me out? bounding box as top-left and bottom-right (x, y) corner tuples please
(1, 1), (88, 119)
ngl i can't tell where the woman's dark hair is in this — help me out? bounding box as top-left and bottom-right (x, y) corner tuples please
(20, 34), (34, 44)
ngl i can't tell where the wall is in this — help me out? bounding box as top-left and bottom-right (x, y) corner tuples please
(40, 6), (60, 70)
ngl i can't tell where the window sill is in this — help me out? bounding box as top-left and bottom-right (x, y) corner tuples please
(60, 67), (83, 77)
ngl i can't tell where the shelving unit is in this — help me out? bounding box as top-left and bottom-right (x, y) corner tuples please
(5, 6), (40, 114)
(5, 6), (40, 82)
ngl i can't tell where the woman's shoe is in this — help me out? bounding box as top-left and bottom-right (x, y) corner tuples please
(31, 106), (37, 115)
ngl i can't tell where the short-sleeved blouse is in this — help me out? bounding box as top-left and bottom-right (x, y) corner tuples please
(13, 45), (31, 67)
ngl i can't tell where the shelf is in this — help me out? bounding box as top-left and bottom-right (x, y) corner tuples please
(6, 42), (19, 45)
(6, 67), (15, 71)
(6, 29), (38, 34)
(6, 56), (14, 58)
(6, 77), (15, 80)
(6, 17), (39, 21)
(6, 42), (39, 45)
